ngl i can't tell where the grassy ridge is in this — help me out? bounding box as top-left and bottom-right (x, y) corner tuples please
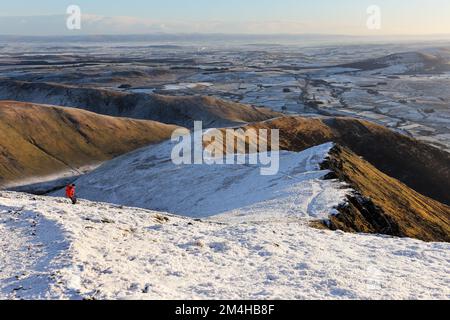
(0, 101), (180, 186)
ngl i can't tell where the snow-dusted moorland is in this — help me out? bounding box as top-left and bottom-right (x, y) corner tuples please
(1, 144), (449, 300)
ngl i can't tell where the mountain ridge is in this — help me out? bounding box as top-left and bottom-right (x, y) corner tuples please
(0, 80), (281, 128)
(236, 116), (450, 206)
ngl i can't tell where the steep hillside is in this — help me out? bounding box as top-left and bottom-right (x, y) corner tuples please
(0, 80), (281, 128)
(237, 116), (450, 206)
(0, 101), (180, 187)
(320, 145), (450, 242)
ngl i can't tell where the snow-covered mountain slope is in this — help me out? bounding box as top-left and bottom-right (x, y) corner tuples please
(1, 191), (449, 300)
(50, 139), (449, 242)
(53, 142), (350, 220)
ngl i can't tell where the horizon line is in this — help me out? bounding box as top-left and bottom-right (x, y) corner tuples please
(2, 32), (450, 38)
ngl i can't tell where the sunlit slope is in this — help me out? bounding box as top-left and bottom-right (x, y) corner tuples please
(321, 145), (450, 242)
(0, 101), (180, 186)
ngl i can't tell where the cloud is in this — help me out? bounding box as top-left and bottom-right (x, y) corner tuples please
(1, 13), (447, 36)
(0, 13), (320, 36)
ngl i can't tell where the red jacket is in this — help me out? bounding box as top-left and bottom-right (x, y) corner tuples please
(66, 185), (75, 198)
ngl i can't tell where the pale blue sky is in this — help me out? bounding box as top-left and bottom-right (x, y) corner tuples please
(1, 0), (450, 35)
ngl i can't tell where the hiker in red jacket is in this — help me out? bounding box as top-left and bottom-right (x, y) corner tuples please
(65, 184), (77, 205)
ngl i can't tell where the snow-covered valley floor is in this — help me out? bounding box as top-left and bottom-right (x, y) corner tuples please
(1, 191), (449, 300)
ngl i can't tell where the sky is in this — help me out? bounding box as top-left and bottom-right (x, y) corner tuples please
(0, 0), (450, 36)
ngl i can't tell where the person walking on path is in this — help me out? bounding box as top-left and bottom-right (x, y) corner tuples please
(65, 184), (77, 205)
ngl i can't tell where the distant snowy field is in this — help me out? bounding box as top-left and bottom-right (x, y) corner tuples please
(1, 144), (449, 300)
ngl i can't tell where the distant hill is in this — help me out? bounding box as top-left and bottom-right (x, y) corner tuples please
(338, 51), (450, 74)
(0, 80), (281, 128)
(0, 101), (180, 187)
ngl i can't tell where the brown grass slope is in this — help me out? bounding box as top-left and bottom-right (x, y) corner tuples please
(240, 116), (450, 206)
(320, 145), (450, 242)
(0, 101), (180, 186)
